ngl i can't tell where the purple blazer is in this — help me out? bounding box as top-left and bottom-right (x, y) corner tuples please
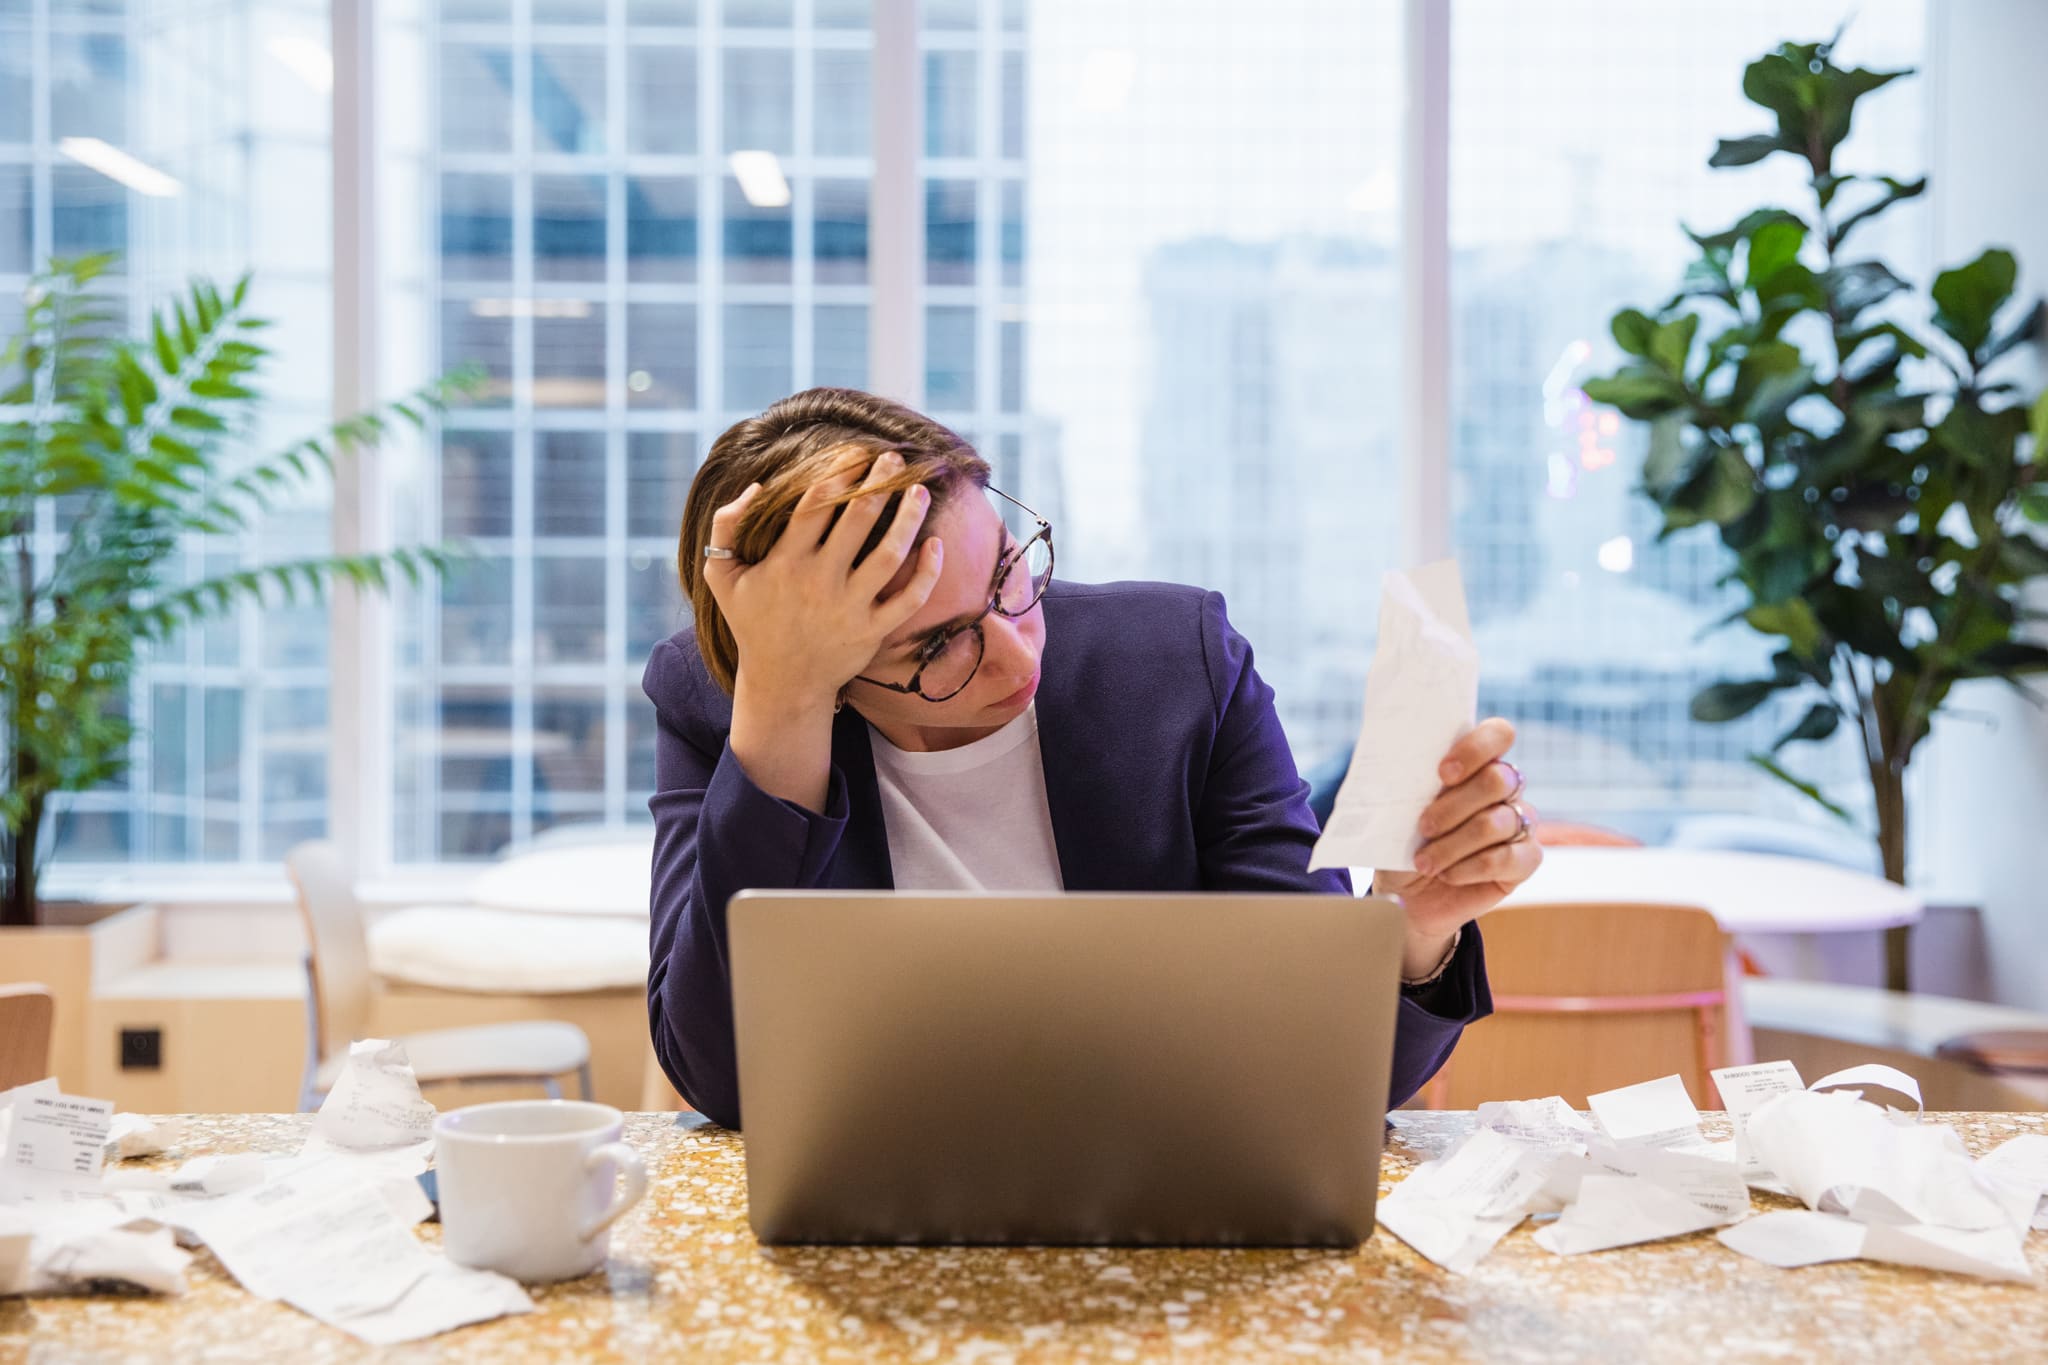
(643, 579), (1491, 1129)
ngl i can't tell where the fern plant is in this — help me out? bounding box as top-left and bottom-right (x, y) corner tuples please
(1, 255), (474, 927)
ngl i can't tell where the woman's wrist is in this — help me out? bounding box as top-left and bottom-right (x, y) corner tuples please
(732, 665), (840, 720)
(729, 668), (840, 813)
(1399, 925), (1461, 985)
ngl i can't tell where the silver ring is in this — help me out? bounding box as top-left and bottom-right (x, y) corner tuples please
(1501, 759), (1525, 800)
(702, 545), (737, 560)
(1507, 801), (1532, 845)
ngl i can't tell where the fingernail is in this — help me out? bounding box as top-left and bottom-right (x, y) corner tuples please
(913, 484), (929, 504)
(1414, 857), (1435, 877)
(1441, 763), (1461, 783)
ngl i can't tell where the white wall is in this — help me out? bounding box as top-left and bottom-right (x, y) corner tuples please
(1921, 0), (2048, 1009)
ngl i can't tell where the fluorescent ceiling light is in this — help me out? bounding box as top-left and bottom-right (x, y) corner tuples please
(267, 35), (335, 94)
(727, 150), (791, 209)
(58, 138), (182, 198)
(469, 298), (593, 319)
(1597, 536), (1635, 574)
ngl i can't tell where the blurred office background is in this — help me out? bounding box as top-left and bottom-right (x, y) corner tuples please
(8, 1), (2045, 1031)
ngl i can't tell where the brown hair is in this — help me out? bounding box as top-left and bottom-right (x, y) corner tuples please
(678, 387), (991, 694)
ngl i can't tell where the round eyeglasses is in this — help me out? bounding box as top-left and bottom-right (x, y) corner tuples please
(851, 487), (1053, 703)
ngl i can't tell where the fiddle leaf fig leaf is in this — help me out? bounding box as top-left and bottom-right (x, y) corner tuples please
(1692, 679), (1783, 723)
(1932, 248), (2019, 359)
(1773, 702), (1843, 750)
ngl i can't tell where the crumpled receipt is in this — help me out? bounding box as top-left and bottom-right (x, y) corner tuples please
(1309, 560), (1479, 873)
(1712, 1069), (2041, 1285)
(1379, 1078), (1746, 1273)
(0, 1083), (194, 1298)
(307, 1039), (438, 1153)
(1380, 1064), (2042, 1284)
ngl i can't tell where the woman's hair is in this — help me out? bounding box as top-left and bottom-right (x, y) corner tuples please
(678, 387), (991, 694)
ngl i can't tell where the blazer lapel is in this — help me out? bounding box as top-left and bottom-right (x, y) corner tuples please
(829, 709), (895, 889)
(1034, 587), (1128, 891)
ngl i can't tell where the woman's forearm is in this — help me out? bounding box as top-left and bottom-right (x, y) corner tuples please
(728, 668), (839, 813)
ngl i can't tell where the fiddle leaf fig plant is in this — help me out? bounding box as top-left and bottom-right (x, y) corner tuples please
(1581, 35), (2048, 992)
(1, 254), (478, 927)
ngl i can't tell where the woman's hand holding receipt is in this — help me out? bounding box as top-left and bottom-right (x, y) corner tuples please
(1307, 561), (1541, 980)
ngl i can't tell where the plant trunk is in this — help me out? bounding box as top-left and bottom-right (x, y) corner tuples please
(1872, 761), (1910, 993)
(3, 797), (37, 928)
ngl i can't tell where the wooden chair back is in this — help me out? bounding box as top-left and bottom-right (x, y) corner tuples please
(284, 839), (374, 1066)
(1421, 900), (1729, 1109)
(0, 982), (56, 1090)
(1530, 820), (1642, 848)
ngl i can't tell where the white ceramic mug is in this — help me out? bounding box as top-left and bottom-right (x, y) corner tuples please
(433, 1099), (648, 1284)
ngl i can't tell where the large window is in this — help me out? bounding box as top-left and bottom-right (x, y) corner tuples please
(1023, 0), (1406, 768)
(8, 0), (334, 874)
(373, 0), (1022, 861)
(30, 0), (1938, 890)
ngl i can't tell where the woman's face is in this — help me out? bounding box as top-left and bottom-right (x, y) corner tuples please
(845, 488), (1047, 750)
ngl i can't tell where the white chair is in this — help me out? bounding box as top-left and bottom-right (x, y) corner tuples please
(285, 840), (594, 1112)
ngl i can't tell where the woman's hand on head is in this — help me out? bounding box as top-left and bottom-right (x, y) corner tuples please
(700, 449), (946, 712)
(1370, 717), (1542, 976)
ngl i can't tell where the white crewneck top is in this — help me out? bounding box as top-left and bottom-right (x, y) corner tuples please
(866, 703), (1065, 892)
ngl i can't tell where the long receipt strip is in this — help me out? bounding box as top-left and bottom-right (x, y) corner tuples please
(1, 1041), (535, 1341)
(1309, 559), (1478, 873)
(1379, 1061), (2046, 1285)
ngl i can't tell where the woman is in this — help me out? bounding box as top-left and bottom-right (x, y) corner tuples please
(645, 389), (1540, 1129)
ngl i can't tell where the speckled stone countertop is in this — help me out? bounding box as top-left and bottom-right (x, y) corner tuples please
(3, 1111), (2044, 1363)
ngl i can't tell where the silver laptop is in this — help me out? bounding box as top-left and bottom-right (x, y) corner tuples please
(728, 890), (1406, 1247)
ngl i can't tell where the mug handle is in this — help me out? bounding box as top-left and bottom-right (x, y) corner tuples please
(578, 1141), (649, 1244)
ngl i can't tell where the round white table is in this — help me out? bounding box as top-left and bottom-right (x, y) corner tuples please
(468, 836), (656, 918)
(1500, 846), (1922, 935)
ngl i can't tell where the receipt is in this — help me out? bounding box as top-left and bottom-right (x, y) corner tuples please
(1710, 1060), (1805, 1189)
(1718, 1209), (2036, 1284)
(0, 1210), (30, 1292)
(1584, 1143), (1749, 1222)
(1859, 1221), (2037, 1285)
(103, 1154), (267, 1200)
(1474, 1096), (1598, 1151)
(1376, 1127), (1553, 1273)
(15, 1220), (192, 1296)
(1309, 560), (1478, 872)
(2, 1092), (113, 1199)
(1979, 1134), (2048, 1231)
(312, 1039), (437, 1151)
(1587, 1074), (1709, 1151)
(1533, 1173), (1724, 1255)
(1715, 1209), (1865, 1268)
(179, 1157), (530, 1340)
(339, 1260), (538, 1347)
(1744, 1089), (2014, 1231)
(182, 1165), (432, 1311)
